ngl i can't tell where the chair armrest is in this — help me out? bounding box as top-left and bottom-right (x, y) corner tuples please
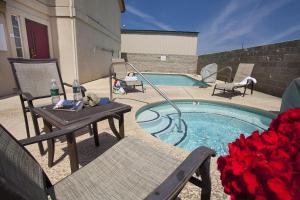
(246, 79), (254, 85)
(19, 111), (119, 146)
(63, 82), (87, 97)
(145, 147), (216, 200)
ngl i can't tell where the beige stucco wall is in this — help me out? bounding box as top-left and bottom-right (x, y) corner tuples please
(0, 7), (15, 97)
(74, 0), (122, 83)
(0, 0), (54, 97)
(0, 0), (123, 97)
(50, 17), (77, 83)
(121, 33), (198, 56)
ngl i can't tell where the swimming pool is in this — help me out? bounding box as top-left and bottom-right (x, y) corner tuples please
(136, 100), (276, 155)
(136, 73), (208, 87)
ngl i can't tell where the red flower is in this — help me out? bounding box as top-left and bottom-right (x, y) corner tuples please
(267, 178), (292, 200)
(218, 108), (300, 200)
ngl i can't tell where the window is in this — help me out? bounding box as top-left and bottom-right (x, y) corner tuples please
(11, 15), (23, 57)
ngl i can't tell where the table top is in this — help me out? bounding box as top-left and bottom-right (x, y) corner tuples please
(33, 101), (132, 128)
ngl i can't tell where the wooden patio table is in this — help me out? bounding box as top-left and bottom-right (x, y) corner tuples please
(33, 101), (131, 173)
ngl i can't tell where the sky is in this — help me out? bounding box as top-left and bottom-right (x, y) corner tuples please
(121, 0), (300, 55)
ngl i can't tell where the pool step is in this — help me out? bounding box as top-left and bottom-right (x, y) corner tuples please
(136, 109), (159, 123)
(139, 116), (171, 134)
(156, 118), (187, 146)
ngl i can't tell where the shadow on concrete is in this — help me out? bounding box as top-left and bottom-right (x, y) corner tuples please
(59, 132), (118, 167)
(125, 87), (144, 93)
(114, 97), (149, 104)
(212, 91), (248, 99)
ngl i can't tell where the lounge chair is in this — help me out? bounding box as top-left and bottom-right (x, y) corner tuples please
(201, 63), (218, 83)
(7, 58), (92, 157)
(212, 63), (255, 97)
(112, 60), (144, 93)
(0, 123), (216, 200)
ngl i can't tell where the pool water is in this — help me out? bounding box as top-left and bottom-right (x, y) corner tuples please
(136, 73), (208, 87)
(136, 100), (275, 155)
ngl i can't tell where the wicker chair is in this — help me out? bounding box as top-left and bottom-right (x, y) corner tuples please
(212, 63), (255, 97)
(0, 124), (216, 200)
(8, 58), (88, 154)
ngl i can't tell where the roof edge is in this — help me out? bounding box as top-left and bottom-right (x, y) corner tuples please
(121, 29), (199, 36)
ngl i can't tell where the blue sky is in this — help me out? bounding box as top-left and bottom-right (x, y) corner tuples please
(121, 0), (300, 55)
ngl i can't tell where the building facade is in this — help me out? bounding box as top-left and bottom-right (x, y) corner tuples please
(121, 29), (199, 74)
(121, 29), (198, 55)
(0, 0), (125, 97)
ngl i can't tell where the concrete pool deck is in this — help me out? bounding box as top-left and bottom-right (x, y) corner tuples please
(0, 77), (281, 199)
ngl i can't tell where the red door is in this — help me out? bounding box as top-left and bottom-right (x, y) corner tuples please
(25, 19), (50, 59)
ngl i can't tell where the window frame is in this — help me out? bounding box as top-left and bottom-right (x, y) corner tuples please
(11, 15), (24, 58)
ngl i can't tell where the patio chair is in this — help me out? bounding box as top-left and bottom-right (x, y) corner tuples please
(0, 123), (216, 200)
(212, 63), (255, 97)
(201, 63), (218, 83)
(112, 61), (144, 93)
(8, 58), (88, 153)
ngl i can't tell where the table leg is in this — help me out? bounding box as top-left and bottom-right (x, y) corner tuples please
(108, 115), (124, 140)
(43, 119), (55, 168)
(66, 133), (79, 173)
(119, 114), (124, 139)
(92, 122), (99, 146)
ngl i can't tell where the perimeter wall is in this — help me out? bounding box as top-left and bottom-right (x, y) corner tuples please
(197, 40), (300, 97)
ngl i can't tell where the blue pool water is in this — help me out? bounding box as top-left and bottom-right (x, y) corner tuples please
(136, 73), (208, 87)
(136, 100), (275, 155)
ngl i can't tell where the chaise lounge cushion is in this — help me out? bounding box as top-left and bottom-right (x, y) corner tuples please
(213, 83), (241, 91)
(50, 136), (182, 200)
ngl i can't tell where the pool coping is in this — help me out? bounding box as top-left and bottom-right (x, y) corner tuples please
(135, 99), (277, 120)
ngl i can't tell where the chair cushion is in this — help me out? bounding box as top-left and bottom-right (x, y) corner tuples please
(215, 83), (244, 90)
(51, 137), (181, 200)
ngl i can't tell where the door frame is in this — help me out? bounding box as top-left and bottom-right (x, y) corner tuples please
(6, 5), (53, 58)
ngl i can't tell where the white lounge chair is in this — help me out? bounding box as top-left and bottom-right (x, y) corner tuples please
(212, 63), (255, 97)
(201, 63), (218, 83)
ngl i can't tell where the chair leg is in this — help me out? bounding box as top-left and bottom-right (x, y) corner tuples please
(243, 86), (247, 97)
(198, 158), (212, 200)
(43, 119), (55, 167)
(20, 99), (30, 138)
(251, 82), (254, 95)
(142, 84), (144, 93)
(31, 111), (45, 155)
(212, 85), (216, 96)
(23, 111), (30, 138)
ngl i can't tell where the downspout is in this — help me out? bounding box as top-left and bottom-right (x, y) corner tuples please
(69, 0), (78, 80)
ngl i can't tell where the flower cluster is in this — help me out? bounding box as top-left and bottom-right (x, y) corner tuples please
(217, 108), (300, 200)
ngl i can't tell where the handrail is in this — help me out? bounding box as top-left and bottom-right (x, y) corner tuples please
(201, 66), (233, 82)
(110, 61), (182, 132)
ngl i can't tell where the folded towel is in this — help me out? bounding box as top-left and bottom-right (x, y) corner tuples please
(239, 76), (257, 85)
(98, 97), (110, 105)
(124, 76), (138, 81)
